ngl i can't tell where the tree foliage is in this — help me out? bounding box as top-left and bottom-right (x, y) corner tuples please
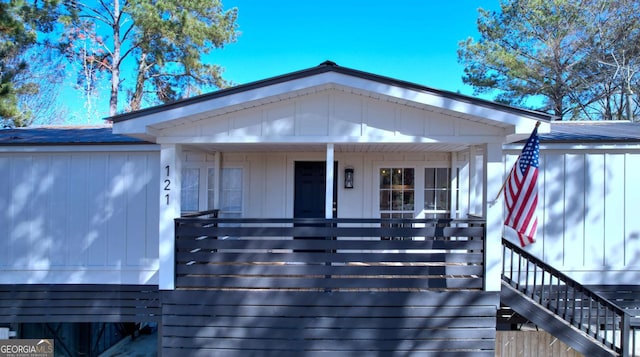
(59, 0), (238, 117)
(0, 0), (61, 127)
(458, 0), (640, 120)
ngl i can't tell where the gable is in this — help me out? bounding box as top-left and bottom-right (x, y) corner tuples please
(112, 63), (551, 144)
(154, 89), (509, 146)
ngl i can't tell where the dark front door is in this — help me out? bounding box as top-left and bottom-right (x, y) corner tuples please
(294, 162), (337, 252)
(294, 161), (337, 219)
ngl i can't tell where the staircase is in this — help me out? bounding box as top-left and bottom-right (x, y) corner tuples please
(501, 238), (639, 357)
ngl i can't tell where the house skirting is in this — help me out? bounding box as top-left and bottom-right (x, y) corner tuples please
(0, 285), (501, 356)
(160, 290), (500, 356)
(0, 284), (160, 323)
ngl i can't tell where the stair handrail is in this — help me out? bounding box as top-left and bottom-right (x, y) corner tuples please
(502, 238), (634, 357)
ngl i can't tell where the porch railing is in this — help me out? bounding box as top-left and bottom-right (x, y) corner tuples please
(502, 238), (638, 357)
(174, 218), (485, 292)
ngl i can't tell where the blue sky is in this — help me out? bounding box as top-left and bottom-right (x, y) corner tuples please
(60, 1), (501, 124)
(214, 1), (500, 94)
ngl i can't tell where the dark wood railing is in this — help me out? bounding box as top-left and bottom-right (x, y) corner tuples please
(174, 217), (485, 292)
(180, 209), (219, 218)
(502, 238), (638, 357)
(167, 217), (495, 355)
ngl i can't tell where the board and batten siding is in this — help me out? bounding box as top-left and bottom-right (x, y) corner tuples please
(157, 89), (506, 143)
(186, 150), (469, 220)
(0, 147), (160, 285)
(504, 147), (640, 285)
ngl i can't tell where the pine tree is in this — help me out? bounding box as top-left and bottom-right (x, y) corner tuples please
(60, 0), (238, 117)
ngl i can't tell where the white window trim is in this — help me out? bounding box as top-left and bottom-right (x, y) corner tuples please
(180, 166), (202, 213)
(181, 161), (217, 213)
(218, 164), (247, 218)
(373, 162), (459, 220)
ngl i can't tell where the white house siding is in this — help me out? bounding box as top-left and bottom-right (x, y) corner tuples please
(184, 150), (469, 220)
(504, 147), (640, 285)
(0, 147), (160, 285)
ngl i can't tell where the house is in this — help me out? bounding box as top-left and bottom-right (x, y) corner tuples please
(1, 62), (638, 356)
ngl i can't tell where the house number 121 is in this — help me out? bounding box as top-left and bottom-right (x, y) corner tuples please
(164, 165), (171, 205)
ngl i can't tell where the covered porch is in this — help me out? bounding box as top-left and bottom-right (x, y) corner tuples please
(156, 140), (511, 292)
(159, 141), (503, 355)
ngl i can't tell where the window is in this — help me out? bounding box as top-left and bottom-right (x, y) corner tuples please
(181, 168), (200, 212)
(219, 168), (243, 218)
(180, 164), (243, 217)
(424, 168), (457, 219)
(379, 168), (414, 239)
(207, 168), (216, 210)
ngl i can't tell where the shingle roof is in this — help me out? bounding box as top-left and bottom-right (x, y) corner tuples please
(541, 121), (640, 143)
(2, 122), (639, 146)
(0, 126), (150, 145)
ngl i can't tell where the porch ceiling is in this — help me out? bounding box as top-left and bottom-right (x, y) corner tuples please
(183, 142), (470, 153)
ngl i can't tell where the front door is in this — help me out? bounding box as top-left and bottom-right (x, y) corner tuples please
(294, 161), (337, 219)
(294, 162), (337, 252)
(293, 161), (326, 218)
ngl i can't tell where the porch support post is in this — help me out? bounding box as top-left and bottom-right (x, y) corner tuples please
(468, 146), (482, 216)
(159, 144), (182, 290)
(458, 150), (470, 218)
(450, 151), (458, 219)
(483, 142), (503, 292)
(325, 144), (335, 219)
(212, 152), (221, 209)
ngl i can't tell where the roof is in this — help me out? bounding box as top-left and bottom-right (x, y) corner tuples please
(2, 121), (639, 146)
(108, 61), (555, 123)
(0, 126), (151, 145)
(541, 121), (640, 143)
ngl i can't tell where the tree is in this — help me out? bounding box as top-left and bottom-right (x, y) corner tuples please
(582, 0), (640, 120)
(458, 0), (640, 120)
(60, 0), (238, 117)
(59, 19), (108, 123)
(0, 0), (60, 127)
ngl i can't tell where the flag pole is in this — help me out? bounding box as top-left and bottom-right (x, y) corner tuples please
(494, 163), (515, 202)
(493, 121), (541, 201)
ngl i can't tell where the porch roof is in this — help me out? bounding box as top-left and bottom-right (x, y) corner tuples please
(111, 61), (552, 124)
(110, 61), (552, 145)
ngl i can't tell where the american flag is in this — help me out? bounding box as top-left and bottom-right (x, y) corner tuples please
(504, 125), (540, 247)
